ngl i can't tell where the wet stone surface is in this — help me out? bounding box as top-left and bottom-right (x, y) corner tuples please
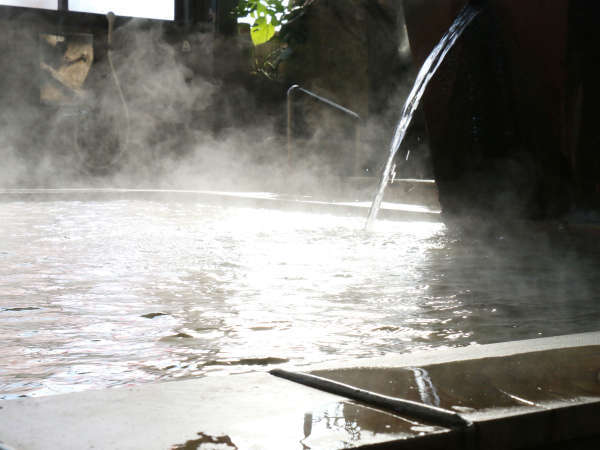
(312, 346), (600, 412)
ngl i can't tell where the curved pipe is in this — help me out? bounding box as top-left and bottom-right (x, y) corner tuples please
(287, 84), (360, 121)
(74, 12), (130, 173)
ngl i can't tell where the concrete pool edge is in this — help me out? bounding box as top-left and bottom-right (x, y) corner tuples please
(0, 187), (442, 222)
(1, 331), (599, 450)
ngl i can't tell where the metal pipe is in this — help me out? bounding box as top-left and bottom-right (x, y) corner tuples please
(354, 120), (361, 175)
(287, 86), (294, 167)
(58, 0), (68, 12)
(74, 11), (129, 172)
(270, 368), (472, 429)
(287, 85), (360, 120)
(107, 11), (115, 48)
(286, 84), (362, 173)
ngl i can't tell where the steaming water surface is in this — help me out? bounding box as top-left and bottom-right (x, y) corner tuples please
(1, 198), (599, 399)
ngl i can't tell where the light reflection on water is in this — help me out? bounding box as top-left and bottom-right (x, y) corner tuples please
(1, 200), (599, 399)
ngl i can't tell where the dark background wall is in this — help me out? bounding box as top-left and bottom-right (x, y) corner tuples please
(5, 0), (595, 219)
(403, 0), (600, 219)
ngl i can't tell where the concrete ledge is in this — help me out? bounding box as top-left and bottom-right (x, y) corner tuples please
(0, 188), (441, 222)
(1, 332), (598, 449)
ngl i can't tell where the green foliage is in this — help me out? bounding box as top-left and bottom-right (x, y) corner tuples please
(250, 16), (276, 46)
(234, 0), (308, 46)
(234, 0), (311, 80)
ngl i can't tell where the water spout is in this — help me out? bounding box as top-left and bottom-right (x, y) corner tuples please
(365, 2), (482, 230)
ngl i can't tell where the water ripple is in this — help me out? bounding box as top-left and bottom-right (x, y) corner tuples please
(1, 200), (599, 399)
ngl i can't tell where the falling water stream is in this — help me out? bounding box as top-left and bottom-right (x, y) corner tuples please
(366, 3), (481, 229)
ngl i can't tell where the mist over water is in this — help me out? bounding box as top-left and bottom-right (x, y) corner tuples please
(0, 13), (343, 194)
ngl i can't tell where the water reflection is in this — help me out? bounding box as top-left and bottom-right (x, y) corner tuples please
(1, 199), (599, 399)
(299, 401), (444, 449)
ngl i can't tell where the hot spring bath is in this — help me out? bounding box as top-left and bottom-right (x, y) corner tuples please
(1, 190), (599, 400)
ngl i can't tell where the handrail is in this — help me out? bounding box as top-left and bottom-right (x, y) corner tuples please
(287, 84), (362, 175)
(287, 85), (360, 120)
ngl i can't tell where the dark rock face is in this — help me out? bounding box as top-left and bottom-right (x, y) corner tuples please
(404, 0), (599, 220)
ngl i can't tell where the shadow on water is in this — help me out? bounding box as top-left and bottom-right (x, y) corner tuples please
(419, 221), (600, 344)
